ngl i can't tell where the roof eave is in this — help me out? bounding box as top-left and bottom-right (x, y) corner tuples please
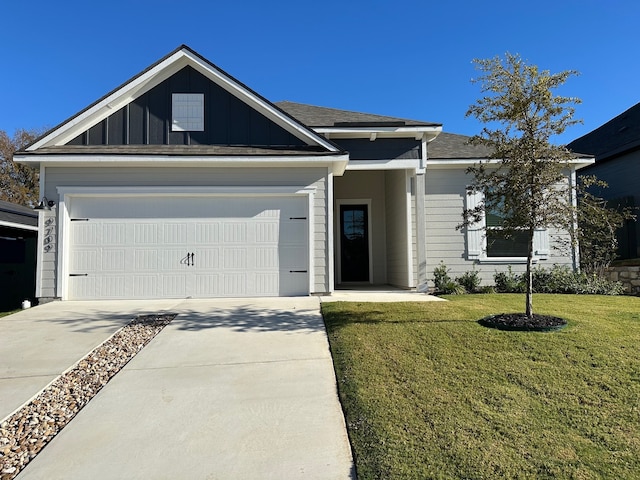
(317, 125), (442, 141)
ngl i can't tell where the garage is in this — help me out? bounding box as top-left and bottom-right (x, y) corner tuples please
(65, 195), (309, 300)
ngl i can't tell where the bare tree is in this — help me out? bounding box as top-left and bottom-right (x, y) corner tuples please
(0, 129), (43, 207)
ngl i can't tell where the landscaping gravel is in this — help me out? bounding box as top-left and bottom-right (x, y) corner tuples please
(0, 313), (176, 480)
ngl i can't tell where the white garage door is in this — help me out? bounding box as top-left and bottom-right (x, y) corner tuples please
(67, 196), (309, 300)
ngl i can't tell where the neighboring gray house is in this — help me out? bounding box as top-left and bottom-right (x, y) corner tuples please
(0, 200), (38, 309)
(15, 45), (593, 301)
(568, 102), (640, 259)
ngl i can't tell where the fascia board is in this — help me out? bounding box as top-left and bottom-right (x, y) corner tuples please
(14, 153), (350, 174)
(28, 51), (189, 150)
(0, 220), (38, 231)
(181, 50), (338, 152)
(28, 48), (337, 152)
(317, 126), (442, 140)
(346, 159), (421, 171)
(426, 157), (595, 169)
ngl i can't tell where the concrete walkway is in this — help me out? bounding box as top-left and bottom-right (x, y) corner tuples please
(3, 298), (354, 480)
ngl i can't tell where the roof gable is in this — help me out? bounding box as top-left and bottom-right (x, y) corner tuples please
(27, 46), (338, 152)
(568, 101), (640, 160)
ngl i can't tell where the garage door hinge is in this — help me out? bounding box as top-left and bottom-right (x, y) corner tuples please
(289, 217), (307, 220)
(69, 273), (88, 277)
(70, 218), (89, 222)
(289, 270), (308, 273)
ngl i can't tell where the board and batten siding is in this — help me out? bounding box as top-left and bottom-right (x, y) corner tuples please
(67, 66), (306, 148)
(424, 168), (573, 287)
(41, 166), (330, 298)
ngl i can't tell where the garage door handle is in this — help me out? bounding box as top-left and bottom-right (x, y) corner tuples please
(70, 273), (88, 277)
(289, 270), (307, 273)
(191, 252), (195, 266)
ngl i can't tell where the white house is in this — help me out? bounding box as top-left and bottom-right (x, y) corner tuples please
(15, 45), (593, 301)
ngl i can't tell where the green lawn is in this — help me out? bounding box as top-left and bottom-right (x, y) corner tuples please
(322, 294), (640, 479)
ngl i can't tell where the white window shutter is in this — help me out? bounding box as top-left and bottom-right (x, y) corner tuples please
(465, 189), (484, 259)
(533, 229), (549, 258)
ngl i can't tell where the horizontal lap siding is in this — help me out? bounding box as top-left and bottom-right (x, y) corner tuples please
(42, 167), (329, 298)
(424, 168), (573, 287)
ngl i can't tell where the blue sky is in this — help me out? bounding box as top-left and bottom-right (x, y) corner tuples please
(2, 0), (638, 146)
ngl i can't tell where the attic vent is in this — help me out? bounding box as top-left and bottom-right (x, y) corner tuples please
(172, 93), (204, 132)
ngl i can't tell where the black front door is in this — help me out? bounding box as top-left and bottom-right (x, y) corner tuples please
(340, 204), (369, 282)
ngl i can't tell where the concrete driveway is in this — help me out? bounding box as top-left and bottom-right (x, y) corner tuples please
(1, 298), (354, 480)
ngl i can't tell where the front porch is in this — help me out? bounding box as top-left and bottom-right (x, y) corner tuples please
(333, 169), (422, 291)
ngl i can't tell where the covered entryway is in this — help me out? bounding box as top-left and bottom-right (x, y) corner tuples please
(65, 194), (309, 300)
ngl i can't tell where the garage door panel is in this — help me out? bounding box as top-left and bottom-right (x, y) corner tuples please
(133, 275), (159, 297)
(102, 275), (128, 298)
(134, 249), (159, 270)
(255, 247), (279, 269)
(255, 273), (278, 295)
(102, 223), (126, 244)
(101, 249), (126, 271)
(223, 248), (248, 269)
(71, 249), (99, 272)
(162, 275), (187, 297)
(135, 224), (160, 244)
(67, 195), (309, 300)
(194, 274), (220, 296)
(223, 274), (247, 296)
(195, 223), (221, 244)
(223, 222), (248, 243)
(193, 248), (220, 270)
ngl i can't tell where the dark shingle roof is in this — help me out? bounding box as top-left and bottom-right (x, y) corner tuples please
(20, 145), (339, 156)
(275, 101), (441, 128)
(568, 102), (640, 160)
(427, 132), (493, 159)
(0, 200), (38, 228)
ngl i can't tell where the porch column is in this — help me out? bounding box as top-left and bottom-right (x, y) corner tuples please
(415, 173), (428, 292)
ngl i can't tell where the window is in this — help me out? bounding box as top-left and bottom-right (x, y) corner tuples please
(466, 189), (549, 261)
(485, 205), (529, 257)
(172, 93), (204, 131)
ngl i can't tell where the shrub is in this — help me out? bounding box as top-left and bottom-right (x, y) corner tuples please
(456, 268), (482, 293)
(493, 266), (526, 293)
(433, 262), (465, 294)
(496, 265), (625, 295)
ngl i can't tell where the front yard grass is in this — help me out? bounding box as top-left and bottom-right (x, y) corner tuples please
(322, 294), (640, 479)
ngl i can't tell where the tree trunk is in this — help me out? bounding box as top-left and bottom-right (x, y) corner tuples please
(526, 228), (534, 318)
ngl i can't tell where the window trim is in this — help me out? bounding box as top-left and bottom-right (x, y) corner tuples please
(465, 189), (549, 263)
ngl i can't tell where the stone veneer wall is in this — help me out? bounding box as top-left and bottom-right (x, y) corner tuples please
(606, 266), (640, 295)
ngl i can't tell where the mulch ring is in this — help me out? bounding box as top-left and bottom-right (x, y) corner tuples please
(478, 313), (568, 332)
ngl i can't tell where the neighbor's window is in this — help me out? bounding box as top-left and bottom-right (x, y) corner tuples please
(172, 93), (204, 131)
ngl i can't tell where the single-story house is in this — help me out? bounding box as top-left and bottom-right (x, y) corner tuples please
(568, 102), (640, 259)
(15, 45), (593, 301)
(0, 200), (38, 309)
